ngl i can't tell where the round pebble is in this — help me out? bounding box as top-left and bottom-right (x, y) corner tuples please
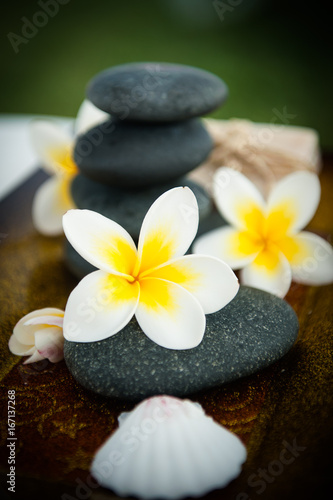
(74, 118), (213, 187)
(64, 286), (299, 401)
(86, 62), (228, 121)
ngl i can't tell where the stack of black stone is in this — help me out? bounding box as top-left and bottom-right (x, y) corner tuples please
(66, 62), (229, 278)
(63, 64), (300, 401)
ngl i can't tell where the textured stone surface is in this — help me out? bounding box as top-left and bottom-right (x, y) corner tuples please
(86, 62), (228, 121)
(64, 287), (299, 401)
(74, 118), (213, 187)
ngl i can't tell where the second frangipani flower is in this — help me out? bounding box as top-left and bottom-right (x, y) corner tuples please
(194, 167), (333, 298)
(63, 187), (239, 349)
(30, 100), (109, 236)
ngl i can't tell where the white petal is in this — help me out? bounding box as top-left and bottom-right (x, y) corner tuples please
(136, 187), (199, 275)
(24, 312), (64, 328)
(63, 209), (138, 277)
(64, 270), (140, 342)
(12, 308), (62, 346)
(148, 255), (239, 314)
(32, 176), (75, 236)
(241, 250), (292, 298)
(267, 171), (321, 233)
(287, 231), (333, 285)
(8, 335), (34, 356)
(24, 316), (63, 328)
(135, 277), (206, 349)
(193, 226), (259, 269)
(34, 327), (64, 363)
(74, 99), (110, 136)
(213, 167), (265, 229)
(24, 349), (45, 364)
(30, 119), (73, 175)
(9, 307), (65, 362)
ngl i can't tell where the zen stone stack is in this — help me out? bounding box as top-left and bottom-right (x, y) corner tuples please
(67, 62), (229, 277)
(63, 65), (301, 401)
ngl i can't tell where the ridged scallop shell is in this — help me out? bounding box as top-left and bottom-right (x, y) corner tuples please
(91, 395), (246, 499)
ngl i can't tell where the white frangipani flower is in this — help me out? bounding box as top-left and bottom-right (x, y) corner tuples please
(63, 187), (239, 350)
(30, 100), (109, 236)
(194, 167), (333, 298)
(9, 308), (65, 364)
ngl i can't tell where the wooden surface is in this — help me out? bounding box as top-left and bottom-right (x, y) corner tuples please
(0, 158), (332, 500)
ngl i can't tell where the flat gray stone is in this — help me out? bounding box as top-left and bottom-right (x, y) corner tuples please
(86, 62), (228, 121)
(74, 118), (213, 187)
(64, 287), (299, 401)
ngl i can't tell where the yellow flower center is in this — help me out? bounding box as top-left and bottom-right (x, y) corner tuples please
(234, 201), (301, 268)
(97, 228), (182, 312)
(49, 144), (77, 177)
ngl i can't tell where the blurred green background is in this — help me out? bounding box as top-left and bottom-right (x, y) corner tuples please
(1, 0), (332, 149)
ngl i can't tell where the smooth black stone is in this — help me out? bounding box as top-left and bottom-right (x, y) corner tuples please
(64, 240), (97, 279)
(86, 62), (228, 121)
(71, 174), (212, 240)
(195, 208), (227, 238)
(74, 118), (213, 187)
(64, 287), (299, 401)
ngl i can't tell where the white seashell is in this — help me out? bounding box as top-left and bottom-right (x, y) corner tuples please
(91, 395), (247, 499)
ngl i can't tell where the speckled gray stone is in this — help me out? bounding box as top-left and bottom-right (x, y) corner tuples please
(64, 287), (299, 401)
(74, 118), (213, 187)
(86, 62), (228, 121)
